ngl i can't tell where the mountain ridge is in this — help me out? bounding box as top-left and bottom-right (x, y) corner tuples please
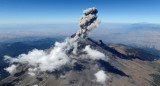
(1, 37), (160, 86)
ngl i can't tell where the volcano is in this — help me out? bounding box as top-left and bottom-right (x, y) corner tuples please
(1, 37), (160, 86)
(1, 7), (160, 86)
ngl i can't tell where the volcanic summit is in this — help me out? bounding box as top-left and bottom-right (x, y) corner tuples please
(1, 7), (160, 86)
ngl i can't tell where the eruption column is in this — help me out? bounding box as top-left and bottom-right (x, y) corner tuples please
(76, 7), (101, 37)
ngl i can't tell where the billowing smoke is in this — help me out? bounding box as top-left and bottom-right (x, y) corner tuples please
(94, 70), (109, 85)
(76, 7), (101, 36)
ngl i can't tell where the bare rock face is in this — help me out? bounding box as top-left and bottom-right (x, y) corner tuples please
(1, 37), (160, 86)
(97, 40), (103, 45)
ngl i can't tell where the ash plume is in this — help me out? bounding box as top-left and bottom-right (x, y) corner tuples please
(76, 7), (101, 37)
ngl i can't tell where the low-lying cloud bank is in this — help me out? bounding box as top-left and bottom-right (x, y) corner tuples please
(4, 37), (76, 73)
(4, 36), (107, 75)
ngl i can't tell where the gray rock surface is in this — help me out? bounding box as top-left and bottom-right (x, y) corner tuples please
(1, 37), (160, 86)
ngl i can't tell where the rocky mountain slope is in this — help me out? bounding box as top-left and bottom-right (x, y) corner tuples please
(108, 44), (159, 61)
(1, 37), (160, 86)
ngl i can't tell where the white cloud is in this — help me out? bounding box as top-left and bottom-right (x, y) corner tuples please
(83, 45), (106, 60)
(4, 64), (17, 75)
(32, 84), (38, 86)
(4, 36), (79, 73)
(28, 72), (35, 76)
(28, 68), (38, 76)
(94, 70), (109, 84)
(4, 36), (107, 76)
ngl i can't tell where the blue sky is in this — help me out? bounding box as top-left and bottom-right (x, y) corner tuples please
(0, 0), (160, 24)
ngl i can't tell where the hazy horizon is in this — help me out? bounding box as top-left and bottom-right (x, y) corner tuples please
(1, 22), (160, 51)
(1, 0), (160, 50)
